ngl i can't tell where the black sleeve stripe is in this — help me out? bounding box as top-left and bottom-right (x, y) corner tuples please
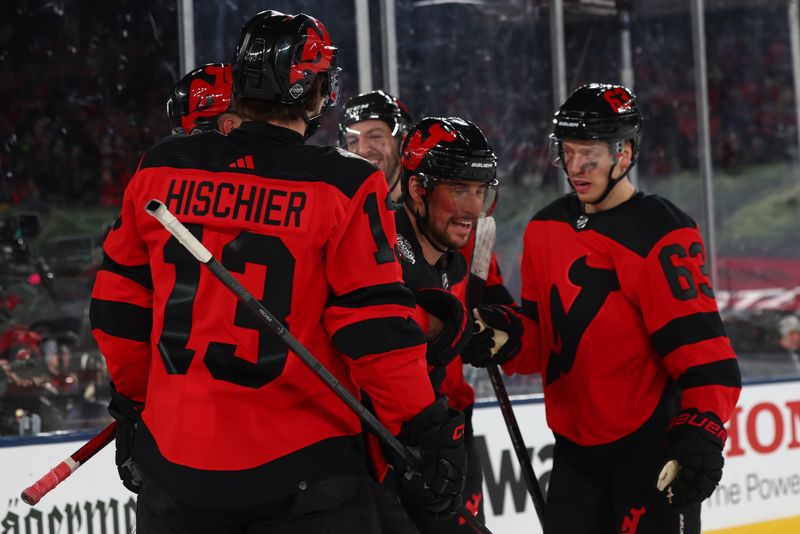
(520, 298), (539, 322)
(329, 282), (415, 309)
(100, 252), (153, 290)
(90, 298), (152, 342)
(651, 311), (727, 357)
(332, 317), (426, 360)
(484, 284), (514, 306)
(677, 358), (742, 390)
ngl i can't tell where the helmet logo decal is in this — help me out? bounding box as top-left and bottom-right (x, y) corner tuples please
(289, 83), (304, 99)
(290, 24), (334, 84)
(180, 64), (232, 134)
(402, 123), (457, 171)
(602, 87), (634, 113)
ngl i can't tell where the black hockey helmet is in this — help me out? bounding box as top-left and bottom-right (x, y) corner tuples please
(401, 117), (498, 215)
(231, 10), (340, 113)
(338, 90), (413, 146)
(550, 82), (642, 167)
(166, 63), (233, 135)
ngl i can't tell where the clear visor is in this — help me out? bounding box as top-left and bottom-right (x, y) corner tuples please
(343, 126), (397, 152)
(549, 137), (625, 170)
(428, 176), (499, 217)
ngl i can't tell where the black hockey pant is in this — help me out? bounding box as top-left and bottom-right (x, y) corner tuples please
(544, 442), (701, 534)
(135, 471), (380, 534)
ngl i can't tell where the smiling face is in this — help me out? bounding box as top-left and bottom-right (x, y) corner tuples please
(408, 176), (488, 251)
(562, 139), (633, 212)
(343, 119), (402, 196)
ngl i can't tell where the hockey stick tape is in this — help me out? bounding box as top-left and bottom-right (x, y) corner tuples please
(145, 200), (212, 263)
(656, 459), (681, 492)
(473, 311), (509, 354)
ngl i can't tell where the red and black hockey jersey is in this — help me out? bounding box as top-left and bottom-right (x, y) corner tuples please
(90, 121), (434, 505)
(506, 192), (740, 446)
(395, 210), (512, 411)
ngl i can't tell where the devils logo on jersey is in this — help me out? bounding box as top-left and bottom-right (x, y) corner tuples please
(545, 256), (620, 385)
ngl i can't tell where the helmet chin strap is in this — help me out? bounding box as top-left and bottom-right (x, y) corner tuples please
(386, 174), (404, 211)
(567, 159), (633, 208)
(585, 163), (622, 206)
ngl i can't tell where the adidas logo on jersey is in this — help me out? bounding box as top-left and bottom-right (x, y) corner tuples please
(229, 155), (255, 169)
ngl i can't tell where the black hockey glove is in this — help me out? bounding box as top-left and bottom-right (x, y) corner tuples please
(414, 288), (472, 367)
(656, 409), (726, 508)
(108, 382), (144, 493)
(392, 397), (467, 520)
(461, 305), (522, 368)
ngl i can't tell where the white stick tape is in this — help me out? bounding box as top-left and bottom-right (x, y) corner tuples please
(145, 199), (212, 263)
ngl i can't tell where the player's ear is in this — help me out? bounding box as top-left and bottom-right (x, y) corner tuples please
(219, 114), (242, 136)
(407, 174), (427, 213)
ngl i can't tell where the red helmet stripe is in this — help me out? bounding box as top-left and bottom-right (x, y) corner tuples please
(402, 123), (458, 171)
(289, 24), (334, 84)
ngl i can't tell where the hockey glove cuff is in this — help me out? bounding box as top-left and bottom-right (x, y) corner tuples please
(108, 382), (144, 493)
(461, 305), (522, 368)
(414, 288), (472, 367)
(656, 409), (726, 508)
(392, 397), (467, 520)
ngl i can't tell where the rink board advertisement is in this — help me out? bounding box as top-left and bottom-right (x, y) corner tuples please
(1, 380), (798, 534)
(472, 380), (800, 533)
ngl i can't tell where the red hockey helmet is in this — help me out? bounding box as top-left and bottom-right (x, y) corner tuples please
(166, 63), (233, 135)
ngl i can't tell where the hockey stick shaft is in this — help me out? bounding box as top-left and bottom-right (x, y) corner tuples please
(486, 365), (547, 522)
(145, 200), (492, 534)
(467, 217), (547, 525)
(21, 421), (117, 505)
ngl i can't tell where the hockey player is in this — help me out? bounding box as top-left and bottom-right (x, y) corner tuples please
(90, 11), (467, 533)
(339, 90), (413, 203)
(506, 83), (741, 533)
(387, 116), (521, 532)
(166, 63), (241, 135)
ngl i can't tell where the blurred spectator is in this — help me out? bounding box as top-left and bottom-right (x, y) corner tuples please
(776, 315), (800, 371)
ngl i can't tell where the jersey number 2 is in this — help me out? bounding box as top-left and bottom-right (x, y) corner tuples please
(158, 225), (295, 388)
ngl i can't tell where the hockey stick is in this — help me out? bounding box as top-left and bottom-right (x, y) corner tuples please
(466, 216), (547, 526)
(144, 200), (492, 534)
(21, 421), (117, 505)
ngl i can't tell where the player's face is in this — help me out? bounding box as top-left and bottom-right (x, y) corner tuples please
(343, 120), (401, 183)
(562, 140), (621, 203)
(785, 331), (800, 350)
(424, 180), (487, 249)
